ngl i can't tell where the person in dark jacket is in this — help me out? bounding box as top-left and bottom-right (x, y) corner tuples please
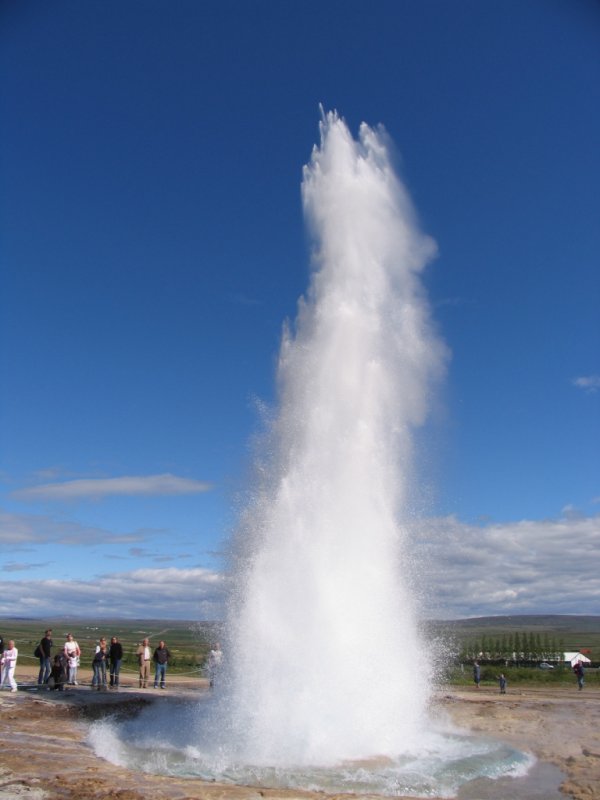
(92, 638), (109, 690)
(109, 636), (123, 689)
(473, 661), (481, 689)
(50, 651), (68, 691)
(573, 661), (585, 691)
(38, 629), (53, 685)
(153, 641), (171, 689)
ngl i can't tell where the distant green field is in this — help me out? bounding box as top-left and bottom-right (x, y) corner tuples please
(0, 618), (222, 675)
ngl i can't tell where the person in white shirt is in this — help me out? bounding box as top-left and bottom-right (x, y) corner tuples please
(63, 633), (81, 685)
(206, 642), (223, 689)
(1, 640), (18, 692)
(136, 638), (152, 688)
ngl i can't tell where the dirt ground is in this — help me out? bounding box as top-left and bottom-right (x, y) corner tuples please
(436, 686), (600, 799)
(1, 664), (598, 800)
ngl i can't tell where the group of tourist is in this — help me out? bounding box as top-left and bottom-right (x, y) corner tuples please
(33, 629), (128, 691)
(0, 629), (176, 692)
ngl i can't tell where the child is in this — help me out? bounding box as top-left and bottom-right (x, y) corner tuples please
(67, 651), (79, 685)
(498, 673), (507, 694)
(51, 652), (68, 690)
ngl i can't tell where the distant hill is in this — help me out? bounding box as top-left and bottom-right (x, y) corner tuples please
(439, 614), (600, 632)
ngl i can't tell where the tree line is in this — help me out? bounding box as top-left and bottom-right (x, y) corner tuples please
(459, 631), (566, 665)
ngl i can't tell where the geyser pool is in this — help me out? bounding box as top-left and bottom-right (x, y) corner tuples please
(89, 112), (536, 796)
(89, 699), (535, 798)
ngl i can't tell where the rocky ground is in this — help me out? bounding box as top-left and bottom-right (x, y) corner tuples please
(0, 666), (598, 800)
(437, 686), (600, 799)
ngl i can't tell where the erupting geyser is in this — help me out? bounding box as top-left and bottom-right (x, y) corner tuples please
(217, 110), (448, 765)
(90, 112), (535, 797)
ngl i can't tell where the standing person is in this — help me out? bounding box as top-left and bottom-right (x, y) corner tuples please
(92, 638), (108, 690)
(0, 640), (18, 692)
(498, 673), (507, 694)
(153, 640), (171, 689)
(63, 633), (81, 685)
(37, 629), (53, 686)
(206, 642), (223, 690)
(136, 638), (152, 688)
(573, 660), (585, 691)
(109, 636), (123, 689)
(473, 661), (481, 689)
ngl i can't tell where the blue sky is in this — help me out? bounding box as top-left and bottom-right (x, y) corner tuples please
(1, 0), (598, 620)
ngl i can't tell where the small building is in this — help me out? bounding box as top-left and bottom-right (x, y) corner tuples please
(564, 652), (592, 667)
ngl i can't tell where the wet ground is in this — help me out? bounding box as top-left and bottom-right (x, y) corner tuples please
(0, 674), (598, 799)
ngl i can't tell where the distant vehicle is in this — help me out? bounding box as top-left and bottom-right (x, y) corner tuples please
(538, 662), (555, 670)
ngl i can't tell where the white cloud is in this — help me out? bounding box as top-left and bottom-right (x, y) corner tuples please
(1, 509), (598, 621)
(412, 513), (600, 618)
(0, 509), (147, 547)
(572, 375), (600, 393)
(12, 473), (212, 501)
(0, 567), (227, 620)
(104, 547), (191, 563)
(2, 561), (52, 572)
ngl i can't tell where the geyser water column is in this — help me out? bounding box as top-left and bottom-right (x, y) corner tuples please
(87, 114), (540, 797)
(221, 111), (448, 766)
